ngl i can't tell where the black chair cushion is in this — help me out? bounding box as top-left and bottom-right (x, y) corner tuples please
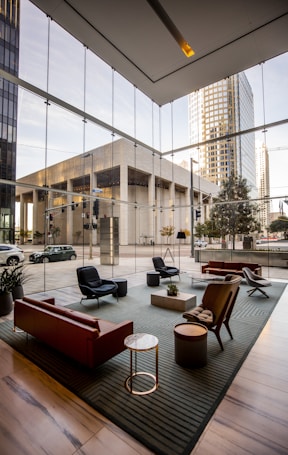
(87, 279), (102, 287)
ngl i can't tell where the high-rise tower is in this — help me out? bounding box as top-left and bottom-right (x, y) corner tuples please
(255, 141), (270, 233)
(188, 73), (256, 196)
(0, 0), (19, 243)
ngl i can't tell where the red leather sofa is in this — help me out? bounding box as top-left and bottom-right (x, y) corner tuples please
(14, 297), (133, 368)
(201, 261), (262, 277)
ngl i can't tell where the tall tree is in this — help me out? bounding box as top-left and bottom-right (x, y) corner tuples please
(269, 216), (288, 239)
(210, 173), (260, 249)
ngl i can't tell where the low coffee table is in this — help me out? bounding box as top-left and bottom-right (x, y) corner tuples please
(189, 272), (221, 287)
(151, 290), (196, 311)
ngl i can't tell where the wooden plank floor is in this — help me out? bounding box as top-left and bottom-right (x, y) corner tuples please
(192, 283), (288, 455)
(0, 280), (287, 454)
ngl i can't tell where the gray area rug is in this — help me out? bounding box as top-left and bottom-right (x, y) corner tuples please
(0, 275), (285, 455)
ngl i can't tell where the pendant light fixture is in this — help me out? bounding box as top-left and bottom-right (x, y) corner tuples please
(146, 0), (195, 57)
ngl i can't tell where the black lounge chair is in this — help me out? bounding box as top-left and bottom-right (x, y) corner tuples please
(77, 266), (118, 307)
(152, 256), (180, 281)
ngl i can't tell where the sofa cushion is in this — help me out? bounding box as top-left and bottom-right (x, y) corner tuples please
(185, 306), (214, 324)
(208, 261), (224, 268)
(223, 262), (241, 270)
(206, 268), (223, 275)
(242, 263), (258, 270)
(22, 297), (100, 331)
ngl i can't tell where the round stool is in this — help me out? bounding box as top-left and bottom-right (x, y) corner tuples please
(174, 322), (208, 368)
(112, 278), (127, 297)
(147, 271), (160, 286)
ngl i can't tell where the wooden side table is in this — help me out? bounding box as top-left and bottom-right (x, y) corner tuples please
(174, 322), (208, 368)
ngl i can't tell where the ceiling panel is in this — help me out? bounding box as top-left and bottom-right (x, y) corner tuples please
(30, 0), (288, 105)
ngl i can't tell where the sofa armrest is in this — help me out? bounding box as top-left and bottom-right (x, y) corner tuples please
(92, 320), (133, 367)
(254, 267), (262, 276)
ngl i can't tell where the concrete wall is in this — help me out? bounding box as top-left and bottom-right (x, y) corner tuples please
(195, 249), (288, 268)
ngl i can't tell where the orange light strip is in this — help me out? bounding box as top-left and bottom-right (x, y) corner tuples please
(147, 0), (195, 58)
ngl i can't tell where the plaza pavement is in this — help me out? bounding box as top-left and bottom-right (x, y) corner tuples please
(16, 243), (288, 300)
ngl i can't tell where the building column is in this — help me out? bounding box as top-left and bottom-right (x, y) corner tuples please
(32, 190), (38, 244)
(148, 174), (155, 244)
(185, 187), (191, 235)
(169, 182), (176, 235)
(19, 194), (25, 244)
(120, 164), (129, 245)
(67, 179), (73, 244)
(91, 171), (97, 247)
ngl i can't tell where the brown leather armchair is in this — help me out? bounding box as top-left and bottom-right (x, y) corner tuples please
(182, 275), (241, 350)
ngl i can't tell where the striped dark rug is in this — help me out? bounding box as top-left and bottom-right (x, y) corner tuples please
(0, 276), (285, 455)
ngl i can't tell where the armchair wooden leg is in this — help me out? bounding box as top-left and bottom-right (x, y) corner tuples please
(224, 321), (233, 340)
(215, 332), (224, 351)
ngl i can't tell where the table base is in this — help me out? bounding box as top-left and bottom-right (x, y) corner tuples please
(125, 371), (158, 395)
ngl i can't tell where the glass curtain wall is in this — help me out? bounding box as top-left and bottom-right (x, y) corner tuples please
(2, 0), (286, 294)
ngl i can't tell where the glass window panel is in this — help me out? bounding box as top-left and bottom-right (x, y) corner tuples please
(171, 96), (189, 151)
(16, 89), (47, 178)
(160, 103), (172, 152)
(85, 120), (113, 153)
(12, 1), (288, 289)
(113, 71), (134, 137)
(45, 103), (83, 166)
(19, 0), (48, 91)
(85, 49), (112, 126)
(48, 20), (84, 110)
(135, 89), (153, 146)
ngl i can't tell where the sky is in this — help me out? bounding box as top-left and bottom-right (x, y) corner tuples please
(16, 0), (288, 214)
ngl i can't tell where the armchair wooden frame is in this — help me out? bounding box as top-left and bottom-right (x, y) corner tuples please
(183, 275), (241, 350)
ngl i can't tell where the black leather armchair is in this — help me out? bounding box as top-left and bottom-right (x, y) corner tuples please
(77, 266), (118, 306)
(152, 256), (180, 281)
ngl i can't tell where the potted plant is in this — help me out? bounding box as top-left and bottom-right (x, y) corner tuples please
(0, 268), (14, 315)
(10, 264), (26, 300)
(160, 225), (175, 244)
(167, 283), (179, 296)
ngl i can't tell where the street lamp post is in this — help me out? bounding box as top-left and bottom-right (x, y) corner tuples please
(83, 152), (94, 260)
(190, 158), (198, 258)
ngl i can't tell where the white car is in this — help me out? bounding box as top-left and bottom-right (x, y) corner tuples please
(194, 239), (208, 248)
(0, 244), (25, 266)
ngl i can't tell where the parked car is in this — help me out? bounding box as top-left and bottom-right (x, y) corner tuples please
(194, 239), (208, 248)
(29, 245), (77, 263)
(0, 244), (25, 266)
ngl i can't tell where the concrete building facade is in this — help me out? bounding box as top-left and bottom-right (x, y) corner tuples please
(16, 138), (218, 246)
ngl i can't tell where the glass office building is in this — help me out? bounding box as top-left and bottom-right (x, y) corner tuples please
(188, 73), (256, 195)
(0, 0), (19, 243)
